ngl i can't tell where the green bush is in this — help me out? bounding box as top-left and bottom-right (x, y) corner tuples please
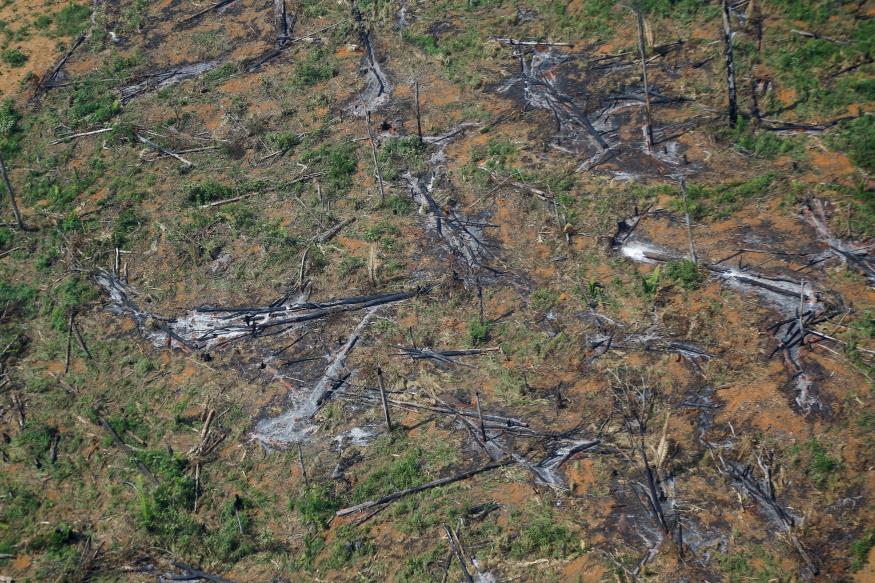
(720, 118), (801, 159)
(0, 280), (37, 318)
(267, 131), (302, 152)
(468, 319), (490, 346)
(48, 276), (98, 330)
(851, 530), (875, 571)
(378, 136), (426, 180)
(353, 448), (426, 502)
(385, 194), (414, 215)
(402, 31), (439, 55)
(295, 484), (340, 529)
(2, 48), (27, 67)
(69, 78), (121, 126)
(831, 115), (875, 172)
(185, 181), (235, 206)
(112, 209), (143, 247)
(801, 438), (842, 489)
(300, 142), (358, 198)
(134, 450), (200, 546)
(293, 48), (337, 87)
(663, 259), (704, 290)
(54, 2), (92, 37)
(530, 287), (559, 312)
(508, 511), (577, 559)
(0, 99), (22, 154)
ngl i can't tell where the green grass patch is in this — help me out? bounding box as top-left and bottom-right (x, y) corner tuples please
(378, 136), (426, 181)
(0, 98), (22, 155)
(507, 507), (578, 559)
(1, 47), (27, 67)
(663, 259), (704, 290)
(851, 530), (875, 571)
(830, 115), (875, 172)
(300, 142), (358, 199)
(53, 2), (92, 37)
(293, 47), (338, 88)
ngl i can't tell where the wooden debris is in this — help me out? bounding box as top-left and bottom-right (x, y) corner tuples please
(178, 0), (241, 26)
(136, 134), (194, 167)
(51, 127), (113, 145)
(634, 1), (654, 149)
(0, 154), (26, 230)
(167, 561), (237, 583)
(721, 0), (738, 127)
(312, 217), (355, 244)
(199, 172), (324, 208)
(377, 367), (392, 432)
(93, 409), (159, 485)
(36, 33), (87, 96)
(443, 524), (474, 583)
(493, 38), (572, 47)
(397, 346), (499, 366)
(336, 459), (513, 516)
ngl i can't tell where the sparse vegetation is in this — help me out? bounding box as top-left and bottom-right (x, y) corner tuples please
(0, 1), (872, 581)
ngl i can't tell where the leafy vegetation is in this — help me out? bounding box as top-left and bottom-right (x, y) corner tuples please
(663, 259), (704, 290)
(831, 115), (875, 172)
(1, 47), (26, 67)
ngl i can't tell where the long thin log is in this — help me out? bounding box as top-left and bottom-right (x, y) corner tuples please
(475, 392), (487, 442)
(179, 0), (240, 25)
(170, 561), (238, 583)
(51, 127), (113, 145)
(366, 112), (385, 203)
(199, 172), (324, 208)
(312, 217), (355, 244)
(493, 37), (572, 47)
(73, 321), (93, 360)
(94, 411), (159, 484)
(136, 134), (194, 167)
(679, 176), (697, 265)
(385, 397), (529, 427)
(634, 1), (654, 149)
(10, 391), (25, 428)
(414, 79), (423, 145)
(39, 33), (86, 92)
(336, 459), (513, 516)
(790, 28), (847, 45)
(444, 525), (474, 583)
(377, 367), (392, 432)
(65, 311), (75, 374)
(274, 0), (292, 42)
(721, 0), (738, 127)
(0, 154), (26, 230)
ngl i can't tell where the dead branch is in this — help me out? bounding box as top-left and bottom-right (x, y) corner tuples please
(136, 134), (194, 167)
(0, 154), (27, 230)
(634, 1), (654, 149)
(721, 0), (738, 127)
(336, 459), (513, 516)
(312, 217), (355, 244)
(36, 33), (87, 96)
(166, 561), (237, 583)
(199, 172), (324, 208)
(51, 127), (113, 145)
(493, 38), (573, 47)
(178, 0), (240, 26)
(790, 28), (847, 45)
(93, 409), (159, 484)
(397, 346), (500, 366)
(254, 310), (376, 447)
(443, 524), (474, 583)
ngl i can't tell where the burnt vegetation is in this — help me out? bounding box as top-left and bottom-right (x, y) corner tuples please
(0, 0), (873, 581)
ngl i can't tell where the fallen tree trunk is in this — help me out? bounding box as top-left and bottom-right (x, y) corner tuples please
(721, 0), (738, 127)
(336, 459), (514, 516)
